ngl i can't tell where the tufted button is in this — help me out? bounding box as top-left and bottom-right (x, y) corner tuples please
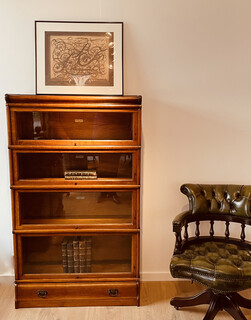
(212, 191), (216, 197)
(224, 191), (228, 199)
(236, 192), (241, 198)
(201, 190), (205, 196)
(170, 240), (251, 292)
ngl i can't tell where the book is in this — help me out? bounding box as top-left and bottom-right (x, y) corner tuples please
(65, 175), (97, 180)
(64, 170), (97, 176)
(61, 239), (68, 273)
(73, 237), (80, 273)
(86, 237), (92, 273)
(67, 240), (74, 273)
(79, 238), (87, 273)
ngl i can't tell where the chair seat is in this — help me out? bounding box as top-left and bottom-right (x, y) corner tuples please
(170, 241), (251, 292)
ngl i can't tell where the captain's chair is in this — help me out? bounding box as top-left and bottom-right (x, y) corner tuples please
(170, 184), (251, 320)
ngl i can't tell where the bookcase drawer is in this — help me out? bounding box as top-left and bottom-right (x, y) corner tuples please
(16, 281), (139, 307)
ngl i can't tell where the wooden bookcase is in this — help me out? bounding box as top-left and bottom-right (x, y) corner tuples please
(5, 94), (141, 308)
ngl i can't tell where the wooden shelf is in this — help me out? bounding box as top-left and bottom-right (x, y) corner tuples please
(22, 217), (131, 225)
(23, 260), (131, 275)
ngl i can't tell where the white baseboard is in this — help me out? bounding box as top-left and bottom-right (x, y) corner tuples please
(0, 273), (14, 277)
(140, 272), (175, 281)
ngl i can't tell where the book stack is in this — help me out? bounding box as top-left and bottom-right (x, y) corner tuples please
(64, 170), (97, 180)
(61, 237), (92, 273)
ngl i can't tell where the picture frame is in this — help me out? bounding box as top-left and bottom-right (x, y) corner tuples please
(35, 21), (123, 95)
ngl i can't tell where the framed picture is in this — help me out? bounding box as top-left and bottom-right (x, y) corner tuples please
(35, 21), (123, 95)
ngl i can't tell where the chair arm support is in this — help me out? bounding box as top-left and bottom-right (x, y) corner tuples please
(172, 211), (192, 254)
(172, 211), (192, 232)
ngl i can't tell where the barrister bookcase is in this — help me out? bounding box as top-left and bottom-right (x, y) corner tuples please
(5, 94), (141, 308)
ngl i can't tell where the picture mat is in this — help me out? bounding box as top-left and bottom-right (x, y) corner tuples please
(36, 22), (123, 95)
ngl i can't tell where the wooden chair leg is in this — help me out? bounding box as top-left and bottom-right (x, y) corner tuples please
(171, 289), (250, 319)
(224, 295), (247, 320)
(170, 288), (213, 309)
(229, 292), (251, 309)
(203, 295), (221, 320)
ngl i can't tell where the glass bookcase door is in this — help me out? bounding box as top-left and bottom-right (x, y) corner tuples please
(19, 235), (135, 277)
(12, 110), (138, 146)
(14, 150), (139, 185)
(17, 190), (137, 227)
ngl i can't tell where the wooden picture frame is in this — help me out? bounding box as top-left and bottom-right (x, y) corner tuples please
(35, 21), (123, 95)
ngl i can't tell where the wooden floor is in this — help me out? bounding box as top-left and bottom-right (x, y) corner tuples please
(1, 277), (251, 320)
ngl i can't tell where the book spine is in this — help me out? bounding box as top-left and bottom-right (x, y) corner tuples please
(65, 175), (97, 180)
(79, 239), (86, 273)
(86, 237), (92, 273)
(67, 241), (74, 273)
(73, 239), (80, 273)
(61, 240), (68, 273)
(64, 171), (97, 176)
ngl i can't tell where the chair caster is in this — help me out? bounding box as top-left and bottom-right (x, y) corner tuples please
(174, 306), (180, 310)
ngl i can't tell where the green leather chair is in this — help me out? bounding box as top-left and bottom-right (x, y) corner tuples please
(170, 184), (251, 320)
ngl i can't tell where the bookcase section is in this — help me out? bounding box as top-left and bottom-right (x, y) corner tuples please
(16, 189), (139, 229)
(6, 94), (141, 308)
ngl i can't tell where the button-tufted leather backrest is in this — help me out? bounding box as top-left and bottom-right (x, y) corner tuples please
(181, 184), (251, 217)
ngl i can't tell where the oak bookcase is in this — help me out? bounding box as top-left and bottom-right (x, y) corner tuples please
(5, 94), (141, 308)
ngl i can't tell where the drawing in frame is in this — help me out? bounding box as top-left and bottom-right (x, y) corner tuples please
(35, 21), (123, 95)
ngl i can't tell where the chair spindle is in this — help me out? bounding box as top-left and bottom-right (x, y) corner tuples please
(184, 223), (188, 241)
(210, 220), (214, 238)
(241, 223), (246, 242)
(195, 221), (200, 238)
(175, 231), (182, 251)
(225, 221), (230, 240)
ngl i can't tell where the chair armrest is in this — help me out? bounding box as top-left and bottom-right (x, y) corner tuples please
(172, 211), (193, 254)
(172, 211), (192, 232)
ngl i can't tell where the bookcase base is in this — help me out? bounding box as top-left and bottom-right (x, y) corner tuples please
(15, 281), (140, 308)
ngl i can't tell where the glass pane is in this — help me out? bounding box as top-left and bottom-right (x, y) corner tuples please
(22, 235), (132, 274)
(16, 111), (133, 140)
(17, 153), (132, 180)
(20, 191), (133, 224)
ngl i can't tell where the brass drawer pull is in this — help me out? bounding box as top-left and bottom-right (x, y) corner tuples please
(37, 290), (48, 298)
(108, 289), (118, 297)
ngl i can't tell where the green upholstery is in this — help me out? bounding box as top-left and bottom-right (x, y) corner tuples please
(170, 241), (251, 292)
(170, 184), (251, 292)
(181, 184), (251, 217)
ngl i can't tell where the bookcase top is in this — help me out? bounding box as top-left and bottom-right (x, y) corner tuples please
(5, 94), (142, 108)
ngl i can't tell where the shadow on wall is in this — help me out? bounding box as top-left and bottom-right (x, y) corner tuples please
(0, 254), (14, 276)
(141, 96), (251, 271)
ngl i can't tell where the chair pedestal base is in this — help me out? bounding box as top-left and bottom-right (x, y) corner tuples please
(171, 288), (251, 320)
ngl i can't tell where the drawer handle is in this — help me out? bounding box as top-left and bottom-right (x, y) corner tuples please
(37, 290), (48, 298)
(108, 289), (118, 297)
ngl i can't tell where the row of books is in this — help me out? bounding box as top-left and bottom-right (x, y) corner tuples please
(64, 170), (97, 180)
(61, 237), (92, 273)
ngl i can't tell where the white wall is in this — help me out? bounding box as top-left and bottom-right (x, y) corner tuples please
(1, 0), (251, 279)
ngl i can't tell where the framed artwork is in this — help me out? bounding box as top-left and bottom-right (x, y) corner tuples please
(35, 21), (123, 95)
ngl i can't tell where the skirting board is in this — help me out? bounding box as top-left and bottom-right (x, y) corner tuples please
(140, 272), (174, 281)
